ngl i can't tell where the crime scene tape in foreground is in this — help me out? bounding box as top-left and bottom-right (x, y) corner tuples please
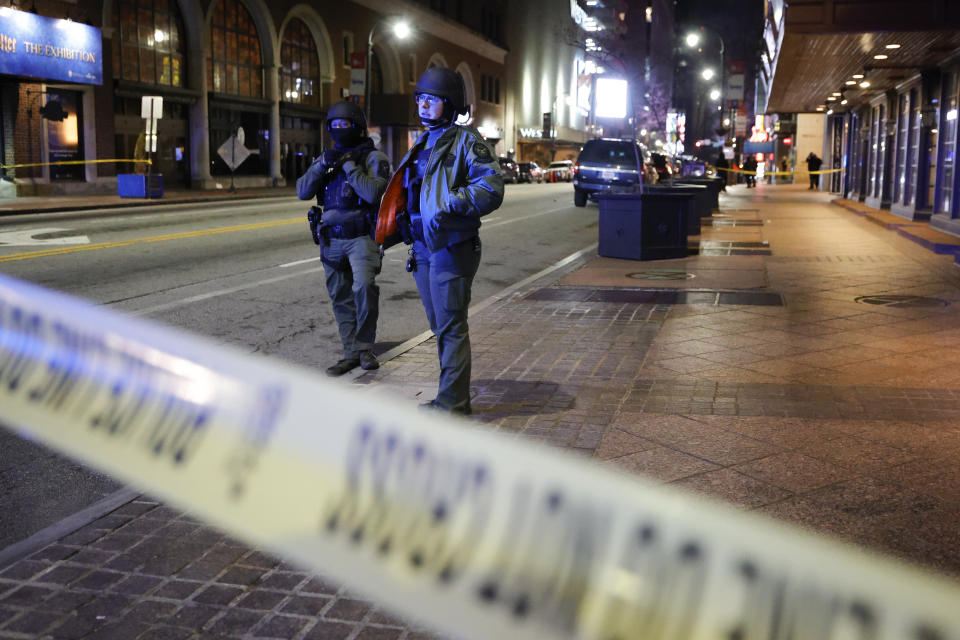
(1, 273), (959, 640)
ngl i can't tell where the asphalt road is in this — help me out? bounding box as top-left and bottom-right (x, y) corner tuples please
(0, 181), (597, 549)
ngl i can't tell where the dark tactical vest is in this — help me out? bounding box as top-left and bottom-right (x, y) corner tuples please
(322, 140), (377, 212)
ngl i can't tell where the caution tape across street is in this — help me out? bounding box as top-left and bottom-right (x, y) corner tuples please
(1, 273), (959, 639)
(715, 166), (843, 176)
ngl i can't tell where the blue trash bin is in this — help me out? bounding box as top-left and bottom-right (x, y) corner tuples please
(118, 174), (164, 198)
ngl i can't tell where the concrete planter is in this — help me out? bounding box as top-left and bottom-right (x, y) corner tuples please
(596, 192), (689, 261)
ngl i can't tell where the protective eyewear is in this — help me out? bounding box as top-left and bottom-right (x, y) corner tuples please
(415, 94), (444, 107)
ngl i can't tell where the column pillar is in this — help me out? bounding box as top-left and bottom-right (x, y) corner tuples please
(189, 44), (211, 187)
(265, 64), (283, 186)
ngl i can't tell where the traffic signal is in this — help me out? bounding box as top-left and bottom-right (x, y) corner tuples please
(39, 100), (67, 121)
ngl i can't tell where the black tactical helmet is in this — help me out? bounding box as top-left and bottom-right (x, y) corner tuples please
(325, 100), (367, 133)
(415, 67), (467, 114)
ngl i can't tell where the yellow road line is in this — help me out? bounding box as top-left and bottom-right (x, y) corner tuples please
(0, 217), (302, 263)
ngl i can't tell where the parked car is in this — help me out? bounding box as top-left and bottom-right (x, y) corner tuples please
(498, 156), (519, 183)
(572, 138), (644, 207)
(518, 161), (543, 183)
(546, 159), (574, 182)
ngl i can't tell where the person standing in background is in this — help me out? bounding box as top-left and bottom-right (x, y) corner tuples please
(806, 152), (823, 190)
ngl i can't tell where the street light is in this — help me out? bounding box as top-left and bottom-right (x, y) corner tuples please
(365, 18), (411, 124)
(709, 88), (721, 101)
(701, 67), (715, 81)
(685, 33), (700, 48)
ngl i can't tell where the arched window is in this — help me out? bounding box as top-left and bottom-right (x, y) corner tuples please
(280, 18), (319, 106)
(112, 0), (186, 86)
(207, 0), (262, 97)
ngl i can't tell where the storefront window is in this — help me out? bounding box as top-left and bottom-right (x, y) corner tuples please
(207, 0), (263, 97)
(112, 0), (185, 87)
(937, 72), (958, 215)
(873, 104), (885, 198)
(848, 112), (862, 196)
(894, 92), (909, 203)
(906, 89), (919, 206)
(867, 107), (879, 196)
(280, 19), (319, 106)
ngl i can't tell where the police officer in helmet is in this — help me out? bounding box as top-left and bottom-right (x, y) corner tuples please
(389, 67), (504, 414)
(297, 101), (391, 376)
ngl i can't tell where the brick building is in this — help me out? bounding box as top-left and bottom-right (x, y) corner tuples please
(0, 0), (506, 195)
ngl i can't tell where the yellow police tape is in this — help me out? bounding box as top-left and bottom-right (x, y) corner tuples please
(715, 166), (843, 176)
(1, 273), (959, 639)
(0, 158), (152, 170)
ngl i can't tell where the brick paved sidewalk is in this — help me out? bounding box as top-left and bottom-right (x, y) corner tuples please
(2, 182), (960, 638)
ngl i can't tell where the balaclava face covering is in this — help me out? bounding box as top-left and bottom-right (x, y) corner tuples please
(329, 124), (363, 149)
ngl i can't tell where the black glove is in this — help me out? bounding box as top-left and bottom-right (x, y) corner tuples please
(321, 149), (342, 167)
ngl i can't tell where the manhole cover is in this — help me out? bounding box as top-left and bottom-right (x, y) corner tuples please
(628, 270), (696, 281)
(855, 295), (949, 308)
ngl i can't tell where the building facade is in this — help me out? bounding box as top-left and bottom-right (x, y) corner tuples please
(0, 0), (506, 195)
(502, 0), (592, 167)
(765, 0), (960, 237)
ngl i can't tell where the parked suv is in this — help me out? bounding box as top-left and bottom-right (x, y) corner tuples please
(573, 138), (644, 206)
(498, 157), (519, 183)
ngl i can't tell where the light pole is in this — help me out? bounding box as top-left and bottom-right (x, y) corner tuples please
(685, 28), (726, 143)
(364, 18), (411, 125)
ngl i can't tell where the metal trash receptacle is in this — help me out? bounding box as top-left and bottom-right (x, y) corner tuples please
(596, 192), (689, 261)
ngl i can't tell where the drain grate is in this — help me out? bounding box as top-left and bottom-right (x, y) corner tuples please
(855, 295), (949, 308)
(699, 241), (771, 256)
(701, 241), (769, 248)
(705, 219), (764, 227)
(527, 287), (784, 306)
(627, 270), (696, 280)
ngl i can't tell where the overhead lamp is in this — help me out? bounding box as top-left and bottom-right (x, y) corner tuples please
(859, 80), (871, 88)
(827, 96), (837, 101)
(827, 109), (834, 115)
(685, 33), (700, 47)
(392, 21), (411, 39)
(831, 92), (842, 96)
(845, 80), (857, 85)
(852, 73), (864, 79)
(840, 99), (848, 105)
(874, 54), (888, 60)
(816, 106), (825, 111)
(709, 88), (721, 100)
(886, 43), (901, 49)
(701, 68), (715, 81)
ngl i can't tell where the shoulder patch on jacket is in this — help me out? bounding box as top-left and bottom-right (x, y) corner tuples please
(472, 140), (492, 162)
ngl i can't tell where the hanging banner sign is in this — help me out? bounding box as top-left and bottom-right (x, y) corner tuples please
(0, 7), (102, 84)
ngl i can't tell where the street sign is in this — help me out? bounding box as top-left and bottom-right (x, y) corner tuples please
(217, 127), (258, 171)
(141, 96), (163, 154)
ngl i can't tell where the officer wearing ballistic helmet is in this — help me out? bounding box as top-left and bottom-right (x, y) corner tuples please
(387, 67), (504, 414)
(297, 101), (391, 376)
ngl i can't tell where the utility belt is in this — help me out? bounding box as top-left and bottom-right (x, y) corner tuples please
(321, 217), (371, 241)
